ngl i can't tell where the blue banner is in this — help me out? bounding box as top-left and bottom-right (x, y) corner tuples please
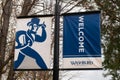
(62, 11), (102, 69)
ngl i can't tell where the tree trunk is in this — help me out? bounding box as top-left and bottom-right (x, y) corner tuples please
(0, 0), (13, 79)
(7, 57), (14, 80)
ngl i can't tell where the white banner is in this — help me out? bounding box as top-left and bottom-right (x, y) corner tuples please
(62, 57), (102, 69)
(14, 16), (53, 70)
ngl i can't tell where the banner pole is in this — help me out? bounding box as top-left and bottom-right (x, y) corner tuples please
(53, 0), (60, 80)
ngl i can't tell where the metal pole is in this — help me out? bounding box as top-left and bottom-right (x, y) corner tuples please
(53, 0), (60, 80)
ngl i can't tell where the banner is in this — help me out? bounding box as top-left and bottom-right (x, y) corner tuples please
(62, 11), (102, 69)
(14, 16), (53, 70)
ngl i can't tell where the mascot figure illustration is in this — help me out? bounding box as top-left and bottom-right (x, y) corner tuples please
(14, 18), (47, 69)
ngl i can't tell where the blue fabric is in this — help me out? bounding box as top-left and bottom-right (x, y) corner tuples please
(63, 13), (101, 58)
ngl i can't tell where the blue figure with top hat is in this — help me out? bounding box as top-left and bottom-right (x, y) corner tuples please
(14, 18), (47, 69)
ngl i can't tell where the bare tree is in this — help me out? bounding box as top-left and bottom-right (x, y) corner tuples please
(0, 0), (13, 80)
